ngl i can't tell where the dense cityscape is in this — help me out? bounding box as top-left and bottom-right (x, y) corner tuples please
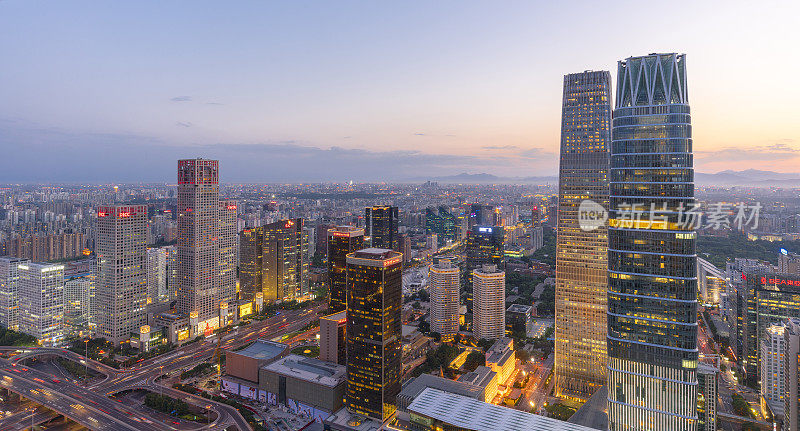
(3, 3), (800, 431)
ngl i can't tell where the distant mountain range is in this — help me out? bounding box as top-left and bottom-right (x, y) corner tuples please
(415, 169), (800, 186)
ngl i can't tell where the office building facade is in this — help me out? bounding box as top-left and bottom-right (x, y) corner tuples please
(607, 53), (699, 430)
(472, 264), (505, 341)
(365, 206), (399, 250)
(345, 248), (402, 421)
(18, 263), (65, 346)
(760, 323), (786, 415)
(176, 158), (221, 327)
(784, 318), (800, 431)
(554, 70), (612, 400)
(95, 205), (148, 345)
(0, 257), (29, 330)
(327, 226), (364, 313)
(320, 310), (347, 365)
(429, 259), (460, 341)
(426, 207), (458, 246)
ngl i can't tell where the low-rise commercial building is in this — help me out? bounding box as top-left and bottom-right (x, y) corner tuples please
(224, 339), (289, 384)
(485, 338), (515, 386)
(320, 310), (346, 365)
(459, 365), (497, 403)
(259, 354), (346, 422)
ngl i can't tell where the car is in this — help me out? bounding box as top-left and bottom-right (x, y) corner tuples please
(51, 378), (60, 383)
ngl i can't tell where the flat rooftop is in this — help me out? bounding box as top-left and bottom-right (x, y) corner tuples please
(324, 408), (385, 431)
(568, 385), (607, 430)
(351, 248), (398, 259)
(262, 354), (346, 387)
(230, 339), (288, 361)
(398, 374), (482, 405)
(458, 366), (496, 388)
(322, 310), (347, 322)
(507, 303), (532, 313)
(409, 388), (597, 431)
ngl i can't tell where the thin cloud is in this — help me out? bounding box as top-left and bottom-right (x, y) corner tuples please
(482, 145), (518, 150)
(697, 142), (800, 162)
(170, 96), (192, 102)
(176, 122), (193, 128)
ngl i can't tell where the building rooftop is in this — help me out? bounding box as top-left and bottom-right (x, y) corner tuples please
(397, 374), (482, 408)
(568, 385), (607, 430)
(323, 408), (385, 431)
(409, 388), (597, 431)
(321, 310), (347, 322)
(458, 366), (496, 388)
(262, 354), (346, 387)
(507, 304), (532, 314)
(231, 339), (288, 361)
(351, 248), (397, 259)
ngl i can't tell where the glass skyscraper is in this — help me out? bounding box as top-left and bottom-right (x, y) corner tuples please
(554, 70), (612, 401)
(607, 53), (698, 431)
(365, 206), (399, 250)
(345, 248), (402, 421)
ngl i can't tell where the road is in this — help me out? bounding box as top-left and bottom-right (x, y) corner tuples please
(520, 353), (554, 413)
(0, 304), (324, 431)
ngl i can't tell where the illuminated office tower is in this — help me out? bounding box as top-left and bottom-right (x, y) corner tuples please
(261, 219), (308, 302)
(429, 259), (460, 341)
(465, 225), (504, 311)
(327, 226), (364, 313)
(554, 70), (612, 400)
(607, 53), (698, 430)
(95, 205), (148, 345)
(177, 158), (220, 324)
(472, 264), (505, 341)
(0, 257), (29, 330)
(218, 200), (238, 304)
(345, 248), (402, 421)
(239, 227), (263, 301)
(18, 263), (65, 346)
(365, 206), (399, 250)
(425, 207), (458, 246)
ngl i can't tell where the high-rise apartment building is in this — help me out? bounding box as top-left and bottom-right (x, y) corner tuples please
(345, 248), (402, 421)
(0, 257), (29, 330)
(472, 264), (505, 341)
(429, 259), (460, 341)
(365, 206), (399, 250)
(697, 362), (719, 431)
(760, 323), (786, 415)
(530, 207), (544, 252)
(18, 263), (65, 346)
(554, 70), (612, 401)
(779, 249), (800, 275)
(327, 226), (364, 313)
(95, 205), (147, 345)
(784, 318), (800, 431)
(607, 53), (698, 430)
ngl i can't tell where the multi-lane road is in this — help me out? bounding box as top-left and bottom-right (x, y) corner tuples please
(0, 305), (324, 431)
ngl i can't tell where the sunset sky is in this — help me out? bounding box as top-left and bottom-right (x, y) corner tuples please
(1, 1), (799, 182)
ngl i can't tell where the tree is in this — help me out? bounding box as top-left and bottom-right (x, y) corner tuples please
(463, 351), (485, 372)
(517, 349), (531, 363)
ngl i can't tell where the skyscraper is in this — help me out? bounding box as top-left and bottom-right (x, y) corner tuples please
(218, 200), (238, 304)
(425, 207), (458, 246)
(0, 257), (29, 330)
(472, 264), (505, 341)
(365, 206), (399, 250)
(177, 159), (221, 328)
(95, 205), (148, 345)
(345, 248), (402, 421)
(18, 262), (65, 346)
(465, 225), (504, 311)
(784, 318), (800, 431)
(607, 53), (698, 430)
(554, 70), (612, 400)
(429, 259), (460, 341)
(327, 226), (364, 313)
(263, 218), (308, 302)
(239, 227), (263, 302)
(147, 246), (173, 305)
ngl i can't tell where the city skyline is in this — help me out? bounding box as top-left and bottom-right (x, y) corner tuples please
(1, 2), (799, 182)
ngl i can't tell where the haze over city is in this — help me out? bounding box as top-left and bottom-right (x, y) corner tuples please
(1, 1), (799, 182)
